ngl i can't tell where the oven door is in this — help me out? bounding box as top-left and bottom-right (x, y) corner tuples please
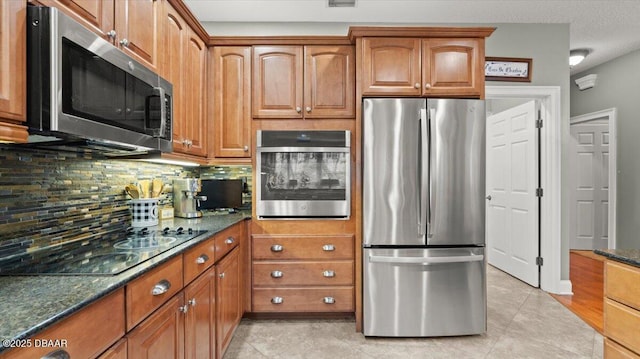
(256, 146), (350, 219)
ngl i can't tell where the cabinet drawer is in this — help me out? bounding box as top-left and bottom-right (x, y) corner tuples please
(184, 236), (216, 284)
(605, 338), (640, 359)
(126, 256), (184, 331)
(2, 289), (125, 359)
(253, 261), (354, 286)
(252, 287), (354, 312)
(605, 298), (640, 354)
(215, 223), (242, 262)
(252, 235), (354, 260)
(606, 260), (640, 310)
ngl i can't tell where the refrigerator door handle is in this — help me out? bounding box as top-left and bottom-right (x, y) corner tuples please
(427, 108), (436, 238)
(419, 109), (429, 236)
(368, 254), (484, 264)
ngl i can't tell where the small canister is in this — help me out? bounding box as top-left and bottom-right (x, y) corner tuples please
(130, 198), (159, 227)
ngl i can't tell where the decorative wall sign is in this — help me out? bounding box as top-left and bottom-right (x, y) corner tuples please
(485, 57), (532, 82)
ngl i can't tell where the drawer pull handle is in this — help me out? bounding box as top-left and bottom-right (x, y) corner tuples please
(151, 279), (171, 296)
(195, 254), (209, 264)
(225, 237), (235, 245)
(188, 298), (197, 306)
(271, 296), (284, 304)
(271, 270), (284, 278)
(219, 272), (225, 279)
(271, 244), (284, 252)
(322, 270), (335, 278)
(42, 349), (70, 359)
(323, 297), (336, 304)
(322, 244), (335, 251)
(179, 305), (189, 314)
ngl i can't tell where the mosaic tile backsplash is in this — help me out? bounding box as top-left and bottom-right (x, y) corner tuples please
(0, 146), (252, 259)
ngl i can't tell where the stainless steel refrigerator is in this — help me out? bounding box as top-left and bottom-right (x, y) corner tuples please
(363, 98), (486, 337)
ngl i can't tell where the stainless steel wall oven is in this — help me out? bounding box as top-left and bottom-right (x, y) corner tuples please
(256, 130), (351, 219)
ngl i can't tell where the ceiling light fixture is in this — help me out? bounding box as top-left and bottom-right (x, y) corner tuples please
(569, 49), (590, 67)
(328, 0), (356, 7)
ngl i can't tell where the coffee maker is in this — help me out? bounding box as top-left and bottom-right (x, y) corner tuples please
(173, 178), (207, 218)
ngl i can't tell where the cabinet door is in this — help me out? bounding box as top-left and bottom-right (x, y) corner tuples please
(253, 46), (303, 118)
(183, 29), (207, 157)
(212, 46), (252, 158)
(304, 46), (355, 118)
(98, 338), (127, 359)
(115, 0), (159, 70)
(161, 3), (187, 153)
(0, 0), (27, 130)
(216, 248), (241, 359)
(184, 270), (215, 359)
(361, 38), (421, 96)
(55, 0), (115, 41)
(422, 38), (483, 98)
(127, 294), (185, 359)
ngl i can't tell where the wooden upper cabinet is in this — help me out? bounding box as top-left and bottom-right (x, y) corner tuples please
(0, 0), (28, 142)
(422, 38), (483, 98)
(161, 3), (186, 153)
(55, 0), (115, 40)
(253, 45), (355, 119)
(361, 36), (485, 98)
(253, 46), (304, 118)
(212, 46), (252, 158)
(361, 38), (422, 96)
(115, 0), (160, 70)
(304, 46), (355, 118)
(183, 30), (207, 157)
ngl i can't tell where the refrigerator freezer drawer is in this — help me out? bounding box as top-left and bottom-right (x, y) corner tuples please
(363, 247), (486, 337)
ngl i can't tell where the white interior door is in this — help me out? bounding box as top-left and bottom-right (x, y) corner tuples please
(569, 121), (609, 249)
(486, 100), (539, 287)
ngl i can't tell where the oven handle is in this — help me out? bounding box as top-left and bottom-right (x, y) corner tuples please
(257, 146), (350, 153)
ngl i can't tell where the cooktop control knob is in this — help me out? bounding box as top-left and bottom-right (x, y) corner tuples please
(139, 228), (149, 235)
(176, 227), (184, 235)
(162, 227), (170, 235)
(188, 228), (193, 235)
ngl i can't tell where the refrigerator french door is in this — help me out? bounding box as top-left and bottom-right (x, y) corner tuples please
(362, 98), (486, 337)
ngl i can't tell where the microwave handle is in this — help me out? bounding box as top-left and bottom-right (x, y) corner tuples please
(152, 86), (167, 138)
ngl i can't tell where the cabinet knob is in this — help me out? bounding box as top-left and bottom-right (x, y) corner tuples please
(414, 83), (421, 89)
(271, 296), (284, 304)
(296, 106), (302, 113)
(195, 254), (209, 264)
(151, 279), (171, 296)
(243, 145), (249, 152)
(179, 305), (189, 313)
(225, 237), (235, 245)
(42, 350), (70, 359)
(322, 270), (335, 278)
(322, 244), (335, 252)
(305, 106), (312, 113)
(323, 297), (336, 304)
(219, 272), (225, 279)
(188, 298), (197, 306)
(271, 270), (284, 278)
(271, 244), (284, 252)
(106, 30), (117, 40)
(425, 83), (432, 89)
(119, 38), (130, 47)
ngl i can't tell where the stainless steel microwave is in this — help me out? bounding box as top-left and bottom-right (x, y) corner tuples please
(26, 6), (172, 154)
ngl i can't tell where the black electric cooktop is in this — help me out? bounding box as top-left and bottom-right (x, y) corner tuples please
(0, 227), (207, 276)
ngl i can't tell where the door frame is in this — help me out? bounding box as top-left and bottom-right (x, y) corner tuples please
(570, 108), (617, 249)
(486, 86), (570, 295)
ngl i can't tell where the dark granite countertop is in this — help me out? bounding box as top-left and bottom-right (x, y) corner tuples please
(0, 212), (250, 353)
(594, 249), (640, 267)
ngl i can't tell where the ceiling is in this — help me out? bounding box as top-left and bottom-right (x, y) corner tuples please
(183, 0), (640, 75)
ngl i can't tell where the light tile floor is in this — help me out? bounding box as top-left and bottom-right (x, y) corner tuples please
(225, 266), (603, 358)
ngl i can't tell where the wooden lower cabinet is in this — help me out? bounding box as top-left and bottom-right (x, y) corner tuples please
(99, 339), (127, 359)
(216, 247), (242, 358)
(184, 268), (216, 359)
(604, 260), (640, 357)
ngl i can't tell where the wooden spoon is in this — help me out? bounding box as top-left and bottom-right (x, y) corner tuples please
(138, 180), (151, 199)
(125, 184), (140, 199)
(151, 178), (164, 198)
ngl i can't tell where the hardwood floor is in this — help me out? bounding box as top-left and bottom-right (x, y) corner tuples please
(551, 250), (604, 334)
